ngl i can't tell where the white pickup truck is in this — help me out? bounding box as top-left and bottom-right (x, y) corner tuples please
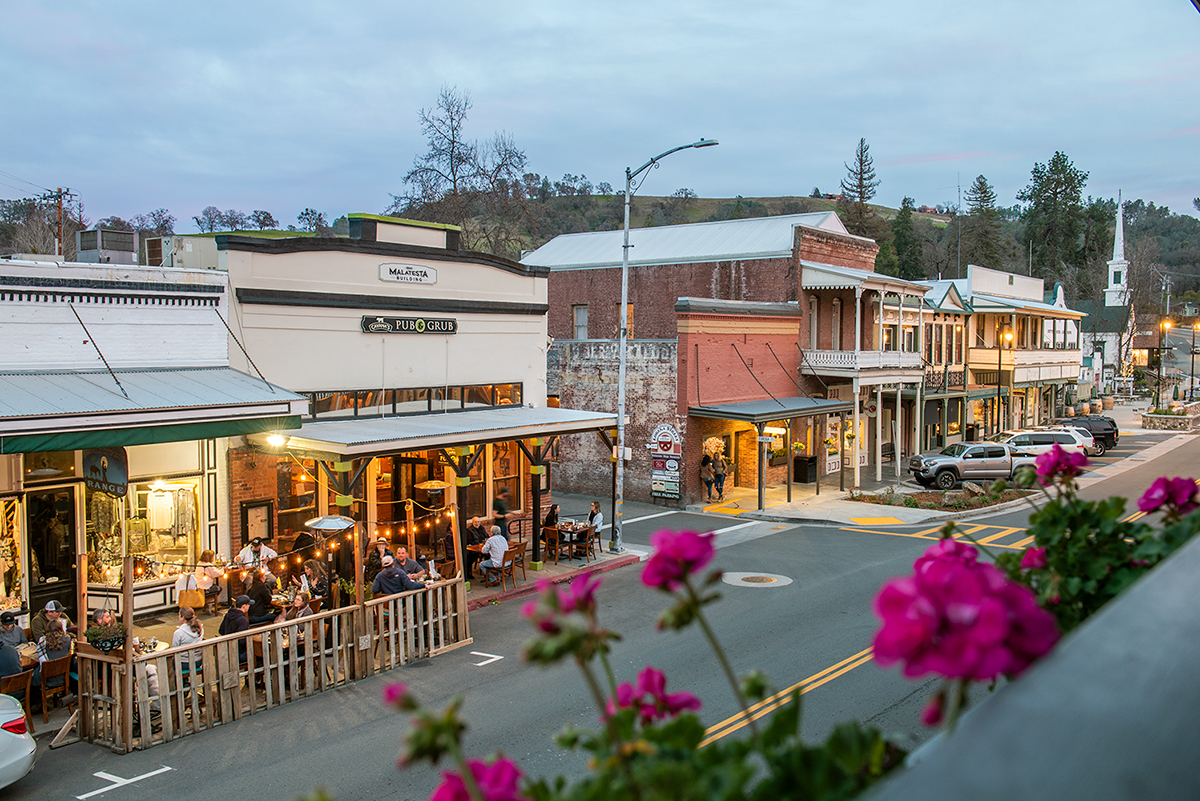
(908, 442), (1038, 490)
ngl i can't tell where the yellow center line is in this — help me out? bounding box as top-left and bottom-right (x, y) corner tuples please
(700, 647), (875, 746)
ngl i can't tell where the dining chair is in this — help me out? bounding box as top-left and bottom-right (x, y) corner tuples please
(544, 526), (571, 565)
(0, 669), (33, 733)
(574, 525), (599, 563)
(511, 541), (528, 583)
(39, 653), (74, 724)
(481, 547), (518, 591)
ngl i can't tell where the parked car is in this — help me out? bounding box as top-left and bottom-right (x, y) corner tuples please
(1053, 415), (1119, 453)
(0, 695), (35, 790)
(909, 442), (1036, 490)
(989, 427), (1096, 456)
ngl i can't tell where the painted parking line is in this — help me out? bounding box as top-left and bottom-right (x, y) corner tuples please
(848, 516), (905, 525)
(77, 766), (174, 799)
(841, 523), (1030, 550)
(700, 647), (875, 747)
(977, 527), (1021, 545)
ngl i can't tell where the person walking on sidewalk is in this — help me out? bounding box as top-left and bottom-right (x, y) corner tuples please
(712, 453), (728, 501)
(700, 455), (715, 501)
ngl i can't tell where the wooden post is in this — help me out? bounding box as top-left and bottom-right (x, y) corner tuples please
(353, 522), (366, 680)
(449, 502), (462, 580)
(76, 552), (88, 636)
(405, 499), (416, 556)
(120, 555), (134, 753)
(530, 442), (543, 569)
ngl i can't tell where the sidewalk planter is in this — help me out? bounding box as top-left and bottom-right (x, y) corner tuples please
(1143, 413), (1194, 431)
(794, 455), (818, 483)
(769, 452), (789, 467)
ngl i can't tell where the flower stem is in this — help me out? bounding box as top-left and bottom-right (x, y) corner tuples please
(446, 739), (486, 801)
(596, 647), (619, 698)
(943, 678), (969, 735)
(576, 656), (643, 801)
(685, 579), (760, 739)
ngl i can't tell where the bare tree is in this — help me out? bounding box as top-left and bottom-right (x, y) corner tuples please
(250, 210), (278, 230)
(297, 208), (330, 234)
(193, 206), (223, 233)
(3, 196), (89, 259)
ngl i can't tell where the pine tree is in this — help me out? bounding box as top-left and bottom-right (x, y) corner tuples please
(962, 175), (1003, 270)
(1016, 152), (1088, 277)
(892, 197), (923, 280)
(838, 138), (882, 239)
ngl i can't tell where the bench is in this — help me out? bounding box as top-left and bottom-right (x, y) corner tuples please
(882, 443), (896, 462)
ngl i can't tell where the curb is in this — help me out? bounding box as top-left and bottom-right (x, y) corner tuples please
(466, 554), (641, 610)
(737, 492), (1046, 527)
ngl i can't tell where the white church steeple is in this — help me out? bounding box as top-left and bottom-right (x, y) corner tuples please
(1104, 190), (1129, 307)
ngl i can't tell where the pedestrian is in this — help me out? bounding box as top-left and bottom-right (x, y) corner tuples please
(713, 452), (728, 501)
(700, 454), (715, 501)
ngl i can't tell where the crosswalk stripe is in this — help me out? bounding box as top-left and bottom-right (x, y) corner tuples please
(1011, 536), (1035, 548)
(977, 527), (1022, 545)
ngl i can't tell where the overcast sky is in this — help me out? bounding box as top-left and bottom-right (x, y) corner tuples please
(2, 1), (1197, 232)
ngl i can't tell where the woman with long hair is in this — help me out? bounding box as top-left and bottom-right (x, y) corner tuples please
(196, 549), (222, 612)
(298, 559), (329, 608)
(172, 606), (204, 673)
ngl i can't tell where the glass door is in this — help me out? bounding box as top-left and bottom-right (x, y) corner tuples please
(26, 487), (78, 621)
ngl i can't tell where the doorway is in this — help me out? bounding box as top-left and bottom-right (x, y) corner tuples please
(26, 487), (78, 620)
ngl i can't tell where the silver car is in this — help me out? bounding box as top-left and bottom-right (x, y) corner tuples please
(0, 694), (35, 790)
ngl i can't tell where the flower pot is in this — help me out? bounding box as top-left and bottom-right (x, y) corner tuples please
(90, 635), (127, 654)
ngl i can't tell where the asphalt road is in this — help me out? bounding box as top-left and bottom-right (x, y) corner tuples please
(12, 434), (1196, 800)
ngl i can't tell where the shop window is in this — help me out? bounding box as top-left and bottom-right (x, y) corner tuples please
(456, 447), (486, 520)
(432, 387), (463, 411)
(312, 391), (357, 418)
(494, 384), (521, 406)
(573, 305), (588, 339)
(278, 457), (317, 542)
(464, 385), (495, 408)
(23, 451), (77, 483)
(85, 478), (202, 588)
(395, 388), (430, 414)
(491, 442), (523, 513)
(0, 499), (22, 605)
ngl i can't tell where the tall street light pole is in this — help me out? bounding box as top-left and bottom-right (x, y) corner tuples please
(1192, 323), (1198, 400)
(612, 138), (718, 553)
(1158, 319), (1171, 409)
(996, 328), (1013, 435)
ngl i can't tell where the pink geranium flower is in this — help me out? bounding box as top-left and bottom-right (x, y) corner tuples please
(558, 573), (602, 615)
(430, 758), (528, 801)
(920, 692), (945, 727)
(1020, 547), (1047, 570)
(873, 539), (1060, 682)
(1138, 476), (1199, 516)
(382, 682), (414, 710)
(605, 665), (701, 725)
(1034, 444), (1089, 486)
(642, 530), (716, 591)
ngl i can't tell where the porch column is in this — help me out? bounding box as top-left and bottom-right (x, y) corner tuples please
(756, 422), (766, 511)
(915, 374), (923, 455)
(941, 398), (948, 446)
(895, 381), (903, 479)
(914, 293), (923, 453)
(855, 286), (863, 353)
(875, 384), (883, 482)
(877, 291), (884, 353)
(853, 376), (861, 488)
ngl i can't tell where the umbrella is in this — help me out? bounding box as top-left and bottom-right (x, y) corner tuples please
(304, 515), (356, 532)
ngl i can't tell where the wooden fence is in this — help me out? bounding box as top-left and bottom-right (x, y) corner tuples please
(75, 577), (471, 752)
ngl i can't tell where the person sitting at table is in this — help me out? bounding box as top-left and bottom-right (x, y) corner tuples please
(171, 606), (204, 675)
(218, 595), (251, 666)
(92, 608), (115, 628)
(372, 555), (423, 596)
(245, 571), (275, 626)
(278, 592), (314, 623)
(292, 560), (329, 608)
(394, 547), (427, 579)
(364, 537), (393, 585)
(33, 625), (74, 697)
(541, 504), (560, 545)
(31, 600), (72, 642)
(0, 638), (21, 681)
(0, 611), (26, 649)
(195, 550), (223, 612)
(587, 501), (604, 535)
(479, 525), (511, 580)
(235, 538), (279, 587)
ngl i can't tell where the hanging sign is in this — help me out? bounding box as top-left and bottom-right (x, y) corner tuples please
(379, 263), (438, 284)
(83, 447), (128, 497)
(648, 423), (682, 499)
(361, 316), (458, 334)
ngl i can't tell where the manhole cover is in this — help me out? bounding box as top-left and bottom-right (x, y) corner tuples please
(721, 572), (794, 589)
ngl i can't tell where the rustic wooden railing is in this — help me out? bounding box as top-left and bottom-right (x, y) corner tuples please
(75, 577), (471, 753)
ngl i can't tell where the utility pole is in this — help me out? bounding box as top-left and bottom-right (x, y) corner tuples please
(41, 187), (77, 257)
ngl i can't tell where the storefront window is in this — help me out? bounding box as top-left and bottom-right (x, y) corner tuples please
(395, 389), (430, 414)
(278, 457), (318, 542)
(432, 387), (463, 411)
(456, 447), (486, 519)
(0, 499), (22, 607)
(464, 385), (495, 408)
(23, 452), (76, 483)
(125, 478), (200, 584)
(495, 384), (521, 406)
(85, 486), (124, 585)
(491, 442), (522, 512)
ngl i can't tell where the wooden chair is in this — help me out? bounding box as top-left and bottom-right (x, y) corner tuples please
(307, 597), (323, 615)
(544, 526), (572, 565)
(573, 525), (599, 563)
(0, 669), (33, 733)
(510, 541), (528, 583)
(481, 547), (518, 591)
(39, 653), (74, 724)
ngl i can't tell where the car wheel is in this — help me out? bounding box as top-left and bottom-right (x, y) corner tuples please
(934, 470), (957, 490)
(1093, 441), (1105, 457)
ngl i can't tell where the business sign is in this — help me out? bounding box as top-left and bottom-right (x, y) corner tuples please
(379, 263), (437, 284)
(83, 447), (128, 497)
(360, 316), (458, 334)
(648, 423), (682, 499)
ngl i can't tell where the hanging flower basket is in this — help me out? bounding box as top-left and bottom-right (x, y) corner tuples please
(90, 635), (126, 654)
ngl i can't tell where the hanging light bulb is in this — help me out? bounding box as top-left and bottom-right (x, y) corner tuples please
(315, 550), (321, 558)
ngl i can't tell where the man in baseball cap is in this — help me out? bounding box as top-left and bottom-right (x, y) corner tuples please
(31, 600), (72, 642)
(0, 611), (26, 649)
(218, 595), (253, 665)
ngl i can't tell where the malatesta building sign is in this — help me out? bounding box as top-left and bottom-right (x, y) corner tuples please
(361, 316), (458, 334)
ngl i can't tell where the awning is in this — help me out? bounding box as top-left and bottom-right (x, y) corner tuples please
(0, 367), (308, 453)
(689, 396), (854, 424)
(247, 406), (618, 459)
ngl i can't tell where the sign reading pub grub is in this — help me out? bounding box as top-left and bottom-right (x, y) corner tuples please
(361, 316), (458, 334)
(379, 263), (437, 284)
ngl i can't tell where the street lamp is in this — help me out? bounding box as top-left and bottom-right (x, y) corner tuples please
(1158, 319), (1172, 409)
(996, 328), (1013, 434)
(1191, 323), (1199, 401)
(612, 138), (719, 554)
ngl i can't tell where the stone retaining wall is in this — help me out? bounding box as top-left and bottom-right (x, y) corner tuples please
(1142, 413), (1195, 431)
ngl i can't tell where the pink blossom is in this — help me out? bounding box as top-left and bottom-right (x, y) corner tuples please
(1138, 476), (1200, 515)
(920, 692), (944, 727)
(382, 682), (413, 709)
(1020, 547), (1047, 570)
(521, 600), (560, 635)
(430, 758), (528, 801)
(605, 665), (701, 725)
(873, 540), (1060, 682)
(558, 573), (602, 615)
(642, 530), (716, 591)
(1034, 444), (1089, 486)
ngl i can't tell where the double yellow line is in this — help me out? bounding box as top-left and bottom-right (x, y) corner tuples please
(699, 646), (875, 747)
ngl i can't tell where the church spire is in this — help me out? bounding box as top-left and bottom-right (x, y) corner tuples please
(1104, 190), (1129, 308)
(1112, 189), (1124, 262)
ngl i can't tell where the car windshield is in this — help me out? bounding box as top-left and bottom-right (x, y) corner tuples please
(940, 444), (968, 456)
(985, 432), (1011, 442)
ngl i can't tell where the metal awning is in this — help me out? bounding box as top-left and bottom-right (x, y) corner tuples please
(0, 367), (308, 453)
(247, 406), (618, 459)
(689, 396), (854, 423)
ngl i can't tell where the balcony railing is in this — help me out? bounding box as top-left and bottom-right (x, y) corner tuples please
(803, 349), (923, 371)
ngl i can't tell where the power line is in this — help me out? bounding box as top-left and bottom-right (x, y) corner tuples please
(0, 168), (52, 193)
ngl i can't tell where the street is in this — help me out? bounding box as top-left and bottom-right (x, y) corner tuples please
(10, 432), (1196, 801)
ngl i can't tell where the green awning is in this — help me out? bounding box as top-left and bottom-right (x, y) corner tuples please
(0, 415), (301, 454)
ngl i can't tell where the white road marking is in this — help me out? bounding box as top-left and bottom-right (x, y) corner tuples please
(76, 766), (174, 799)
(470, 651), (504, 666)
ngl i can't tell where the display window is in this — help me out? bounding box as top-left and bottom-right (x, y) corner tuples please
(0, 499), (22, 609)
(84, 477), (200, 586)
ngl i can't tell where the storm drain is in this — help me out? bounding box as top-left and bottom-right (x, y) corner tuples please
(722, 571), (793, 589)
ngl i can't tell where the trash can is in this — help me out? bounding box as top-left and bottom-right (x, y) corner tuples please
(793, 455), (818, 483)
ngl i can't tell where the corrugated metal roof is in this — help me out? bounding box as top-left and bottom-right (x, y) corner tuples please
(0, 367), (303, 421)
(521, 213), (858, 270)
(801, 260), (930, 293)
(689, 396), (854, 423)
(260, 406), (617, 457)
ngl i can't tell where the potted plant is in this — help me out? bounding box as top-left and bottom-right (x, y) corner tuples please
(83, 621), (127, 654)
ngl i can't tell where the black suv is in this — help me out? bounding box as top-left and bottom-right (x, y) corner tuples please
(1053, 415), (1119, 455)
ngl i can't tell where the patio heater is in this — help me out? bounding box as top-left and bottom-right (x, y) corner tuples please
(305, 514), (357, 604)
(414, 479), (456, 573)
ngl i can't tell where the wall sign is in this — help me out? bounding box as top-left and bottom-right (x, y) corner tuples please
(361, 316), (458, 334)
(379, 263), (437, 284)
(648, 423), (682, 499)
(83, 447), (128, 497)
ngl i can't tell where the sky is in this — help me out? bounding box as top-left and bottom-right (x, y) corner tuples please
(2, 1), (1198, 232)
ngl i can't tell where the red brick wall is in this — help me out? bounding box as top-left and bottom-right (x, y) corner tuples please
(795, 227), (878, 272)
(677, 313), (804, 413)
(227, 446), (285, 547)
